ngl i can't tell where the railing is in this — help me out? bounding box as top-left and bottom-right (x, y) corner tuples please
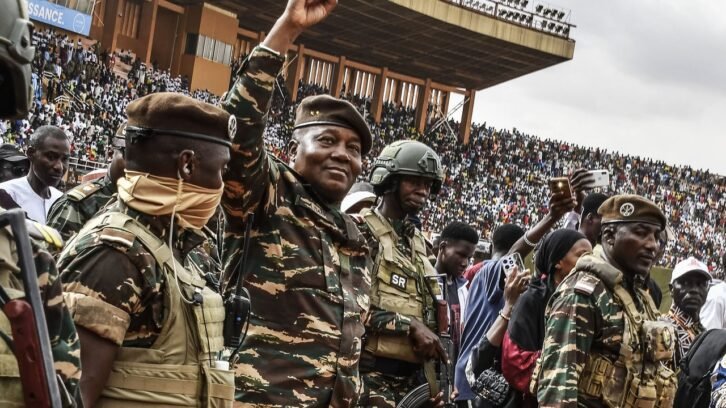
(443, 0), (576, 39)
(68, 157), (107, 173)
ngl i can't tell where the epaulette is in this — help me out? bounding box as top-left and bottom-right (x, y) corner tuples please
(98, 227), (136, 249)
(66, 182), (103, 202)
(26, 220), (64, 249)
(574, 273), (601, 296)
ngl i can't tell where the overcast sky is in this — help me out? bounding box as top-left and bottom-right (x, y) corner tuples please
(450, 0), (726, 175)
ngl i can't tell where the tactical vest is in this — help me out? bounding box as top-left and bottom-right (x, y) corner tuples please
(568, 252), (677, 408)
(0, 218), (64, 407)
(63, 211), (234, 407)
(363, 209), (439, 364)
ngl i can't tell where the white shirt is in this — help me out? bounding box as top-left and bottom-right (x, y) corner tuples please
(701, 279), (726, 330)
(0, 177), (62, 224)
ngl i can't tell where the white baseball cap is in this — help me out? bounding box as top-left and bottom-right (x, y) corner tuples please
(341, 191), (376, 214)
(671, 257), (712, 284)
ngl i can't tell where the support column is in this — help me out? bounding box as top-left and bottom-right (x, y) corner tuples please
(460, 88), (476, 144)
(139, 0), (159, 64)
(331, 56), (346, 97)
(101, 0), (122, 51)
(371, 67), (389, 123)
(415, 78), (432, 133)
(286, 44), (305, 101)
(441, 91), (450, 117)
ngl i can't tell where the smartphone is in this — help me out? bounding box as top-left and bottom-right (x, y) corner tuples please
(501, 252), (525, 278)
(548, 177), (572, 198)
(588, 169), (610, 188)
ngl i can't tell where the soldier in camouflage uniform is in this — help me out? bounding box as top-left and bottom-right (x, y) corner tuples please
(356, 140), (447, 408)
(533, 195), (677, 408)
(218, 1), (372, 405)
(0, 1), (81, 404)
(47, 123), (126, 242)
(47, 124), (223, 286)
(58, 93), (235, 407)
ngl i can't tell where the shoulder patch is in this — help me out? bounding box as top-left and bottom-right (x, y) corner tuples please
(574, 273), (601, 296)
(67, 182), (103, 202)
(98, 227), (136, 248)
(26, 221), (64, 249)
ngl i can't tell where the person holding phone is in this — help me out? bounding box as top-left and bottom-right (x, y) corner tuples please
(456, 188), (576, 404)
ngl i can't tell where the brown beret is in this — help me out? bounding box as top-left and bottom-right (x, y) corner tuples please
(598, 194), (666, 229)
(294, 95), (372, 154)
(125, 92), (234, 146)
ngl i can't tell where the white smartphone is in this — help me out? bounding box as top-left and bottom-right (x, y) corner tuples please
(588, 169), (610, 188)
(501, 253), (525, 278)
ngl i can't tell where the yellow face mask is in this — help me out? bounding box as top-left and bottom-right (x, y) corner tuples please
(117, 170), (222, 230)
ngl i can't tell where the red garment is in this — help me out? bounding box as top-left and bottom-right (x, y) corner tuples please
(501, 331), (540, 394)
(463, 261), (484, 287)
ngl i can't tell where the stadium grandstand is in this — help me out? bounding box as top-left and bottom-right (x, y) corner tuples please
(2, 0), (724, 280)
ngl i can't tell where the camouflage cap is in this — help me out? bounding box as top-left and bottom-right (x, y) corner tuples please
(598, 194), (666, 229)
(293, 95), (372, 154)
(125, 92), (233, 147)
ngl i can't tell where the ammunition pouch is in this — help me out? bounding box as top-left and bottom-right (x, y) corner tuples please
(365, 334), (421, 364)
(642, 321), (675, 363)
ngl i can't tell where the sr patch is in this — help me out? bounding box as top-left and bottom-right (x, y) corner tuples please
(391, 274), (408, 290)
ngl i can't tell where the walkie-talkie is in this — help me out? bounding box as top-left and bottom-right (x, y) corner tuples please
(223, 214), (254, 352)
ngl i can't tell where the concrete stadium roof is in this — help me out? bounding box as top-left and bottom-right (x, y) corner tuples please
(174, 0), (576, 91)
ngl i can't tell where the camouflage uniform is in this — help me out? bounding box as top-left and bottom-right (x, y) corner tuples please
(219, 46), (371, 407)
(533, 246), (674, 408)
(0, 211), (81, 404)
(47, 178), (223, 288)
(58, 202), (219, 349)
(47, 176), (115, 242)
(356, 216), (430, 407)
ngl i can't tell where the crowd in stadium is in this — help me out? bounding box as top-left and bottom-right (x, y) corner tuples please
(1, 27), (723, 273)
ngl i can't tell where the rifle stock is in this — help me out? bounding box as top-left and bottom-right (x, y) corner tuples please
(0, 210), (62, 408)
(436, 299), (455, 407)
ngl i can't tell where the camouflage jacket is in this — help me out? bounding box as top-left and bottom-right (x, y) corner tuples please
(47, 176), (115, 242)
(220, 46), (371, 407)
(535, 247), (657, 408)
(58, 202), (219, 348)
(0, 214), (81, 402)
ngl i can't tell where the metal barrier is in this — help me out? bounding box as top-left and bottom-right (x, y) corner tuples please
(68, 157), (106, 173)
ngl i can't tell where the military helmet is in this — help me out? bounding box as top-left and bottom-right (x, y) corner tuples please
(0, 0), (36, 119)
(369, 140), (444, 195)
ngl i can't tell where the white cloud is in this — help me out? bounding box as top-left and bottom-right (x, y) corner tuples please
(458, 0), (726, 174)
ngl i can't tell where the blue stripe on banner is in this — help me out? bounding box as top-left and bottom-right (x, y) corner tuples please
(27, 0), (92, 36)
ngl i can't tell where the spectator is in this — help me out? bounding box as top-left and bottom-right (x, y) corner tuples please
(0, 144), (29, 182)
(455, 223), (524, 403)
(0, 125), (69, 223)
(465, 265), (530, 408)
(501, 229), (592, 407)
(435, 221), (479, 362)
(565, 192), (609, 246)
(663, 257), (711, 366)
(702, 276), (726, 331)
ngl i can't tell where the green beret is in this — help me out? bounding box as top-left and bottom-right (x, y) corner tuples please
(294, 95), (372, 154)
(598, 194), (666, 229)
(125, 92), (233, 147)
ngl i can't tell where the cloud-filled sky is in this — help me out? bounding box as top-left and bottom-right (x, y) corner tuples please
(451, 0), (726, 175)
